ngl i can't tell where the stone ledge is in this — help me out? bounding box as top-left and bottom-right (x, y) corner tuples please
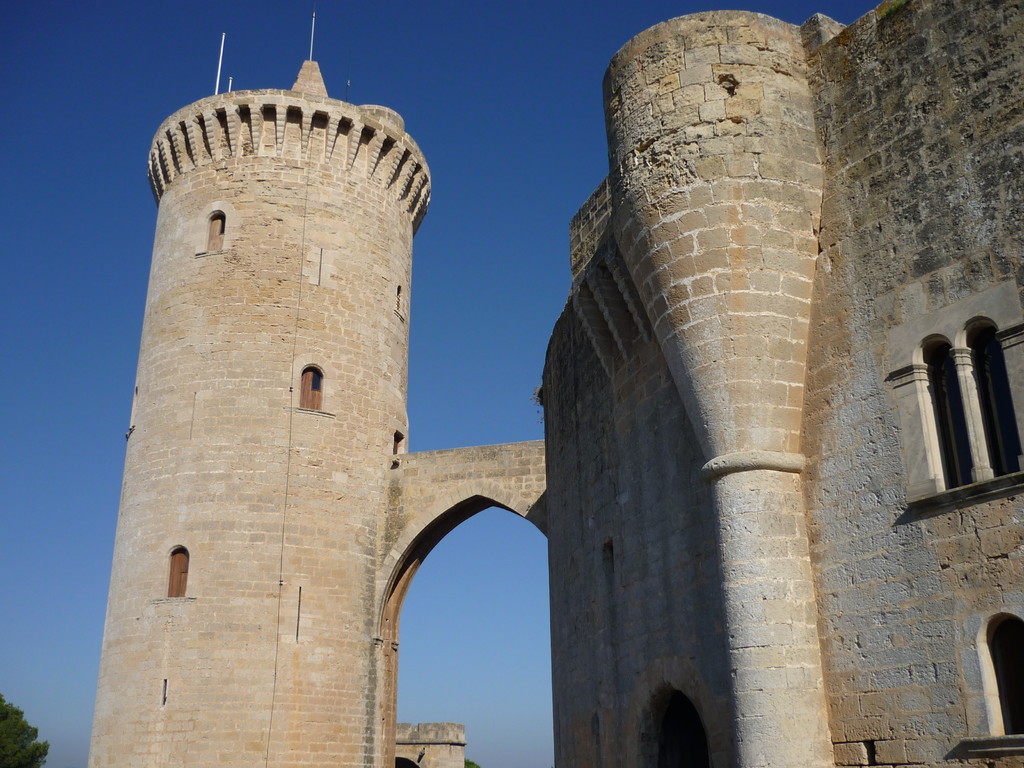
(949, 735), (1024, 758)
(288, 407), (336, 419)
(905, 470), (1024, 516)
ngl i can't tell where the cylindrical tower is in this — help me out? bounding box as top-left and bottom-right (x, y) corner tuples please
(604, 13), (832, 767)
(89, 61), (429, 767)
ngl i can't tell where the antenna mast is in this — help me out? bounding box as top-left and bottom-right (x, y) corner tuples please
(214, 33), (226, 95)
(309, 6), (317, 60)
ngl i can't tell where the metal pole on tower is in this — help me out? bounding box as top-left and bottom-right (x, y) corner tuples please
(214, 33), (226, 94)
(309, 8), (316, 60)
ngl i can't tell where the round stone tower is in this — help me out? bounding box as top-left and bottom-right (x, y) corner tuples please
(89, 61), (429, 768)
(604, 12), (832, 767)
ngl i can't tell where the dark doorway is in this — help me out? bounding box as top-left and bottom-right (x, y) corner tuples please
(395, 759), (418, 768)
(657, 691), (710, 768)
(992, 616), (1024, 733)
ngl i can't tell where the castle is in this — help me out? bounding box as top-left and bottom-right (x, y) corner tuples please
(89, 0), (1024, 766)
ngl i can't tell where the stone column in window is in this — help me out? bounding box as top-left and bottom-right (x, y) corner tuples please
(953, 346), (996, 482)
(890, 363), (946, 498)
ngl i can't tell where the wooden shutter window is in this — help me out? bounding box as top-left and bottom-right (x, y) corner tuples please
(168, 547), (189, 598)
(207, 212), (226, 251)
(300, 367), (323, 410)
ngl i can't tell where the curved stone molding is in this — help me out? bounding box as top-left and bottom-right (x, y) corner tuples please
(700, 449), (805, 480)
(148, 90), (431, 229)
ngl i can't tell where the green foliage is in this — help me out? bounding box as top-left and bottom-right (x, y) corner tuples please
(465, 760), (482, 768)
(878, 0), (911, 20)
(0, 694), (49, 768)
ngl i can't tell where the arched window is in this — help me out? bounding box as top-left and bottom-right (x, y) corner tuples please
(970, 325), (1021, 476)
(300, 366), (323, 410)
(168, 547), (189, 598)
(657, 691), (710, 768)
(925, 339), (972, 488)
(207, 211), (226, 251)
(990, 615), (1024, 734)
(395, 759), (418, 768)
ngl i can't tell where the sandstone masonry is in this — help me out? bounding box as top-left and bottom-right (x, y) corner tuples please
(90, 1), (1024, 766)
(545, 0), (1024, 766)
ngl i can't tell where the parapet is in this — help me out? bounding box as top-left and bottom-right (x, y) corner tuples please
(395, 722), (466, 745)
(147, 87), (431, 229)
(569, 178), (612, 279)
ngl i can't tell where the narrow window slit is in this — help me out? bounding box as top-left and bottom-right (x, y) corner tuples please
(925, 340), (972, 488)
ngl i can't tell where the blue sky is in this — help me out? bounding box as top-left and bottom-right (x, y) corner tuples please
(2, 1), (860, 766)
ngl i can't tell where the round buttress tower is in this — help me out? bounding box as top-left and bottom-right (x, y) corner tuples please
(89, 61), (429, 768)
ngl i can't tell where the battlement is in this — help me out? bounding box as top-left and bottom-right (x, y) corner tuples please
(148, 89), (430, 228)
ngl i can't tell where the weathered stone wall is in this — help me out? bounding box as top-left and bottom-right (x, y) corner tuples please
(546, 2), (1024, 767)
(544, 284), (730, 767)
(803, 0), (1024, 764)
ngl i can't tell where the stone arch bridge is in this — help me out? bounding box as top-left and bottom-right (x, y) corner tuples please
(374, 439), (546, 765)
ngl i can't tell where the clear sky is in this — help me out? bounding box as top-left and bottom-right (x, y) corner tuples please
(2, 1), (861, 766)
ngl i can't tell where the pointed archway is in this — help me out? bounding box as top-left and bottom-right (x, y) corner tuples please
(379, 496), (549, 767)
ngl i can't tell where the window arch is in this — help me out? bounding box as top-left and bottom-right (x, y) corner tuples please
(924, 337), (973, 489)
(168, 547), (189, 598)
(969, 323), (1021, 476)
(207, 211), (226, 251)
(887, 284), (1024, 500)
(989, 615), (1024, 734)
(300, 366), (324, 410)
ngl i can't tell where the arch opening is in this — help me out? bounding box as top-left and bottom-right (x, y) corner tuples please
(924, 337), (972, 488)
(380, 499), (551, 768)
(639, 687), (711, 768)
(656, 691), (710, 768)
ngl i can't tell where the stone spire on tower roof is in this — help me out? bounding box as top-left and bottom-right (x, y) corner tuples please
(292, 60), (328, 97)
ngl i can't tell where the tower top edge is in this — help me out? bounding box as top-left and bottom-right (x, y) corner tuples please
(146, 86), (431, 224)
(604, 9), (806, 83)
(152, 88), (417, 151)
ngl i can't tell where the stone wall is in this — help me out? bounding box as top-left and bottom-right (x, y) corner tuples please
(803, 0), (1024, 763)
(544, 253), (730, 766)
(545, 1), (1024, 766)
